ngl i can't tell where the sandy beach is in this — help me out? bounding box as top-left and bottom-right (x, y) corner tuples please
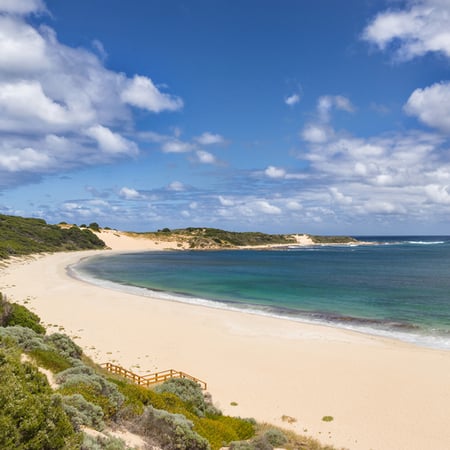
(1, 230), (450, 450)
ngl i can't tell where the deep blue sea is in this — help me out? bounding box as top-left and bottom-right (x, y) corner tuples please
(73, 236), (450, 350)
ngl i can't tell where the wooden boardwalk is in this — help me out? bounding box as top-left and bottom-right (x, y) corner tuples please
(100, 362), (207, 390)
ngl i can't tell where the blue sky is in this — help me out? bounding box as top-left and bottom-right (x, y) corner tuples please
(1, 0), (450, 234)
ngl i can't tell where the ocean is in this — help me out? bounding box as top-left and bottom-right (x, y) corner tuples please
(72, 236), (450, 350)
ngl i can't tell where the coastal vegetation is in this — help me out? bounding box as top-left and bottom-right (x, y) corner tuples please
(128, 227), (358, 249)
(0, 294), (340, 449)
(0, 214), (105, 259)
(0, 213), (358, 258)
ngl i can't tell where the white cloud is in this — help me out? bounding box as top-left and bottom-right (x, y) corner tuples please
(363, 201), (400, 214)
(162, 139), (194, 153)
(301, 124), (331, 143)
(265, 166), (286, 179)
(218, 196), (234, 206)
(404, 81), (450, 132)
(285, 93), (300, 106)
(286, 200), (303, 211)
(196, 150), (217, 164)
(253, 200), (282, 215)
(425, 184), (450, 204)
(0, 7), (183, 185)
(121, 75), (183, 113)
(195, 132), (225, 145)
(317, 95), (354, 121)
(168, 181), (185, 191)
(330, 187), (352, 205)
(301, 95), (353, 144)
(84, 125), (138, 155)
(119, 187), (142, 200)
(362, 0), (450, 60)
(0, 0), (45, 14)
(0, 146), (51, 172)
(0, 16), (49, 73)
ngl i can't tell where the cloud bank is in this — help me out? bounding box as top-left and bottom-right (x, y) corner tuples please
(0, 2), (182, 188)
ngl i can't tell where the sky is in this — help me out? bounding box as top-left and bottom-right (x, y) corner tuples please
(0, 0), (450, 235)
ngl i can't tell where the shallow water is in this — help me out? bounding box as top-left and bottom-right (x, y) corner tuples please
(73, 236), (450, 350)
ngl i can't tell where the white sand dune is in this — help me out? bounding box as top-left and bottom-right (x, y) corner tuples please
(1, 231), (449, 450)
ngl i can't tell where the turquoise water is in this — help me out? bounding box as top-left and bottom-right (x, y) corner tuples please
(73, 236), (450, 350)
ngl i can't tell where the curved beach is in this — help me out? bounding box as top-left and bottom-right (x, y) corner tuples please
(1, 232), (449, 450)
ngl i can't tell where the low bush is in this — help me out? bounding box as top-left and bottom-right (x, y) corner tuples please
(45, 332), (83, 359)
(57, 365), (125, 419)
(155, 377), (220, 417)
(0, 325), (47, 351)
(264, 428), (288, 446)
(0, 294), (45, 334)
(58, 393), (105, 431)
(131, 405), (210, 450)
(0, 337), (82, 449)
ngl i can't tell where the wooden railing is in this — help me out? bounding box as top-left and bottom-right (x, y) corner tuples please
(100, 362), (207, 390)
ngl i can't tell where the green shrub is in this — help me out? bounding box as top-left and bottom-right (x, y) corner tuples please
(58, 393), (105, 431)
(45, 332), (83, 359)
(29, 347), (73, 372)
(155, 378), (218, 417)
(0, 299), (45, 334)
(111, 378), (255, 450)
(131, 405), (210, 450)
(0, 325), (47, 351)
(0, 337), (82, 449)
(0, 213), (105, 260)
(88, 222), (101, 232)
(263, 428), (287, 446)
(57, 365), (124, 418)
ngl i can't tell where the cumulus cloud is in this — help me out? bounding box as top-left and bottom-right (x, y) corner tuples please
(301, 124), (332, 143)
(84, 125), (138, 155)
(0, 5), (183, 188)
(218, 196), (235, 206)
(161, 139), (194, 153)
(121, 75), (183, 113)
(195, 150), (217, 164)
(119, 187), (143, 200)
(362, 0), (450, 60)
(285, 93), (300, 106)
(168, 181), (185, 191)
(253, 200), (282, 215)
(301, 95), (353, 144)
(0, 0), (45, 15)
(265, 166), (286, 179)
(195, 132), (226, 145)
(317, 95), (354, 121)
(425, 184), (450, 204)
(404, 81), (450, 133)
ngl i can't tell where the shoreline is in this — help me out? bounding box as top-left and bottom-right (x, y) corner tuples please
(72, 254), (450, 352)
(1, 244), (450, 449)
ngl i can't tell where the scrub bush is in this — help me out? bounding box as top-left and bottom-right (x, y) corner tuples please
(264, 428), (288, 446)
(57, 365), (125, 418)
(0, 325), (47, 351)
(131, 405), (210, 450)
(46, 332), (83, 359)
(0, 337), (81, 449)
(154, 378), (215, 416)
(58, 393), (105, 431)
